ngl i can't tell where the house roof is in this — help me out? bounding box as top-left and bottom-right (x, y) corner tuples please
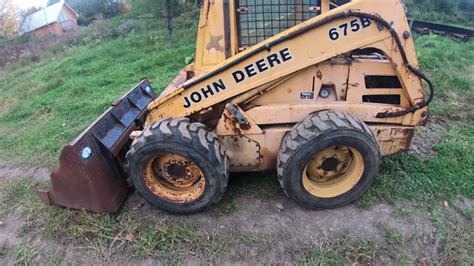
(21, 1), (78, 33)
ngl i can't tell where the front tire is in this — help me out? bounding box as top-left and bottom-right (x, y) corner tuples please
(126, 118), (228, 214)
(277, 110), (381, 209)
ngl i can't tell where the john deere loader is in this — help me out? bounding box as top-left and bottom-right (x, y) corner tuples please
(38, 0), (433, 214)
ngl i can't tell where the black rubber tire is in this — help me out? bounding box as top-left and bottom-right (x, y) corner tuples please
(277, 110), (381, 209)
(126, 118), (228, 214)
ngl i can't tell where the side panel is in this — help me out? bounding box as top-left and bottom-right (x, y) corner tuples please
(220, 124), (414, 172)
(247, 58), (411, 109)
(346, 59), (411, 108)
(245, 103), (426, 126)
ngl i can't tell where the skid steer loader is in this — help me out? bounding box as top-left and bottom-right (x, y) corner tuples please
(37, 0), (433, 214)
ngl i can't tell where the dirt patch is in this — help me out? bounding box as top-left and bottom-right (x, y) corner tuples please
(453, 197), (474, 209)
(192, 195), (432, 241)
(0, 214), (23, 265)
(0, 214), (96, 266)
(409, 118), (448, 160)
(0, 159), (470, 264)
(124, 188), (435, 263)
(0, 159), (50, 184)
(0, 105), (6, 116)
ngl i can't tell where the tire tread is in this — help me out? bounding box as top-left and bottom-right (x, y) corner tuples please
(126, 117), (228, 213)
(276, 110), (381, 207)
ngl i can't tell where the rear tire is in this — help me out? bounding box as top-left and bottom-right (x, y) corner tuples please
(126, 118), (228, 214)
(277, 110), (381, 209)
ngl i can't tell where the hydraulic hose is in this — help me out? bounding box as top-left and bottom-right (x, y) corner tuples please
(346, 11), (434, 118)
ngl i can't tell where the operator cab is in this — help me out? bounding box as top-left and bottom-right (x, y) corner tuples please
(236, 0), (351, 49)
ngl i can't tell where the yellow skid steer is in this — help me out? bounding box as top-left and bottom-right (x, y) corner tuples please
(38, 0), (433, 214)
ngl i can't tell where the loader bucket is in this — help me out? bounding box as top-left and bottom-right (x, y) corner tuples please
(37, 79), (157, 213)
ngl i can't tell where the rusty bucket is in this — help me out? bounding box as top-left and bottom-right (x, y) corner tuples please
(37, 79), (157, 213)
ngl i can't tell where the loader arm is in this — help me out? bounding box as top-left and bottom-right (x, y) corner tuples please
(146, 0), (430, 126)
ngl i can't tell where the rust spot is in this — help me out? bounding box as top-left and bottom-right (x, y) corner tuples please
(405, 129), (415, 147)
(223, 113), (231, 122)
(419, 110), (429, 126)
(223, 104), (250, 134)
(238, 119), (251, 130)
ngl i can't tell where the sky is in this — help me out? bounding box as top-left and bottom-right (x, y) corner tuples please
(13, 0), (48, 10)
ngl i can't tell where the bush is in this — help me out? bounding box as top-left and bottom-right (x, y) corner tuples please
(406, 0), (474, 26)
(76, 15), (93, 26)
(458, 0), (474, 11)
(433, 0), (457, 13)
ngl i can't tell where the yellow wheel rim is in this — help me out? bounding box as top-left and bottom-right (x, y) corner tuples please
(302, 145), (364, 198)
(143, 154), (206, 203)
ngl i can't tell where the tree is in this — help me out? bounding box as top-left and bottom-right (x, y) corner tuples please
(65, 0), (122, 24)
(17, 6), (41, 30)
(458, 0), (474, 11)
(131, 0), (184, 40)
(0, 0), (19, 45)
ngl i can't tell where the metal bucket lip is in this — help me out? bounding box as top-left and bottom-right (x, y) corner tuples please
(38, 78), (157, 213)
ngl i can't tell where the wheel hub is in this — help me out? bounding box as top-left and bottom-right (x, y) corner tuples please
(302, 145), (365, 198)
(321, 157), (340, 171)
(306, 146), (352, 182)
(157, 159), (202, 188)
(144, 154), (206, 203)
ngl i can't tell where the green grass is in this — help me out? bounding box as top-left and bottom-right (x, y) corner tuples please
(360, 124), (474, 206)
(0, 177), (39, 218)
(299, 237), (388, 265)
(416, 35), (474, 120)
(0, 16), (196, 167)
(381, 225), (403, 246)
(11, 241), (40, 265)
(300, 212), (473, 265)
(429, 208), (474, 264)
(211, 173), (282, 216)
(459, 207), (474, 220)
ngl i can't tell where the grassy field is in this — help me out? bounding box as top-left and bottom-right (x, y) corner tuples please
(0, 12), (473, 264)
(0, 16), (196, 166)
